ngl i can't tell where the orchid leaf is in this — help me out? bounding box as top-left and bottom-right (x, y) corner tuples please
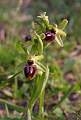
(28, 66), (49, 112)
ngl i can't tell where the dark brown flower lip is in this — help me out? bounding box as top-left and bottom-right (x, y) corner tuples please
(24, 63), (37, 80)
(44, 29), (56, 42)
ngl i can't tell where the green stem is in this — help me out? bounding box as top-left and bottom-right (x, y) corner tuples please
(27, 109), (32, 120)
(8, 70), (22, 79)
(39, 91), (45, 114)
(0, 71), (22, 89)
(5, 104), (10, 117)
(14, 77), (18, 98)
(0, 98), (26, 112)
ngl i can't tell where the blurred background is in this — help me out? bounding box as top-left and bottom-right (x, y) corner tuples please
(0, 0), (81, 119)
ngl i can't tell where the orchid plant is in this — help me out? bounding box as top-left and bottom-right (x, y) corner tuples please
(0, 12), (68, 120)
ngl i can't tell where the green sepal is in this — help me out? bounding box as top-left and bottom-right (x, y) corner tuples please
(58, 19), (68, 30)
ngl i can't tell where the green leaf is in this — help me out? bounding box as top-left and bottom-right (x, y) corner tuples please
(0, 99), (26, 112)
(58, 19), (68, 30)
(0, 117), (24, 120)
(28, 66), (49, 112)
(41, 66), (49, 93)
(39, 66), (49, 114)
(8, 71), (22, 79)
(28, 76), (43, 111)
